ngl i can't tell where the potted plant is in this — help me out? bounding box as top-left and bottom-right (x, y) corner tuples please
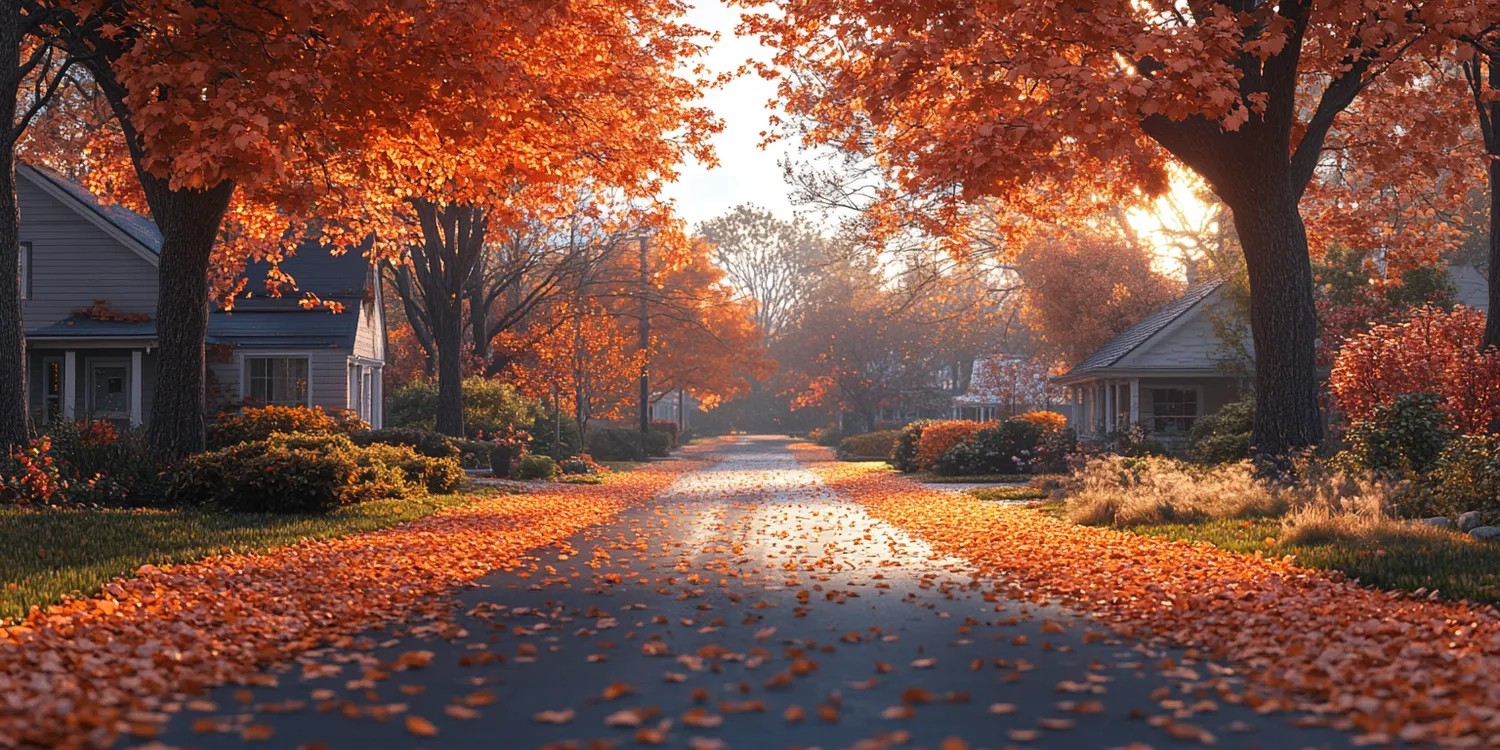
(484, 427), (530, 478)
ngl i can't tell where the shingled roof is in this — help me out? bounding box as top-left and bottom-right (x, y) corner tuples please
(21, 163), (162, 254)
(1062, 280), (1224, 377)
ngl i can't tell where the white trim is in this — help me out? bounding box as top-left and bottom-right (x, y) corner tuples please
(85, 358), (131, 420)
(130, 350), (143, 427)
(1129, 378), (1140, 425)
(62, 350), (75, 420)
(17, 241), (29, 300)
(17, 164), (160, 266)
(237, 351), (314, 407)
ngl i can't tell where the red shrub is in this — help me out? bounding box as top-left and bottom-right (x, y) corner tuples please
(0, 437), (66, 506)
(1330, 305), (1500, 434)
(915, 420), (991, 471)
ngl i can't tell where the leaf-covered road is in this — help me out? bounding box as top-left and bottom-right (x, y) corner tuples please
(151, 436), (1357, 749)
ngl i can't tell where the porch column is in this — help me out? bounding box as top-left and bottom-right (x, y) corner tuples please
(1129, 378), (1140, 427)
(130, 350), (143, 427)
(1104, 381), (1115, 432)
(63, 350), (76, 420)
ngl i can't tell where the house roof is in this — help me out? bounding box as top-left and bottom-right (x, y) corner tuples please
(1061, 280), (1224, 378)
(20, 163), (163, 254)
(26, 318), (159, 339)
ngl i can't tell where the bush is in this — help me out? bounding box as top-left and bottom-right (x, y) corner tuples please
(837, 430), (899, 460)
(809, 426), (843, 448)
(1342, 393), (1455, 477)
(517, 454), (559, 481)
(651, 420), (680, 448)
(351, 428), (459, 458)
(0, 437), (64, 506)
(169, 433), (462, 513)
(528, 410), (583, 459)
(1331, 305), (1500, 434)
(1429, 435), (1500, 521)
(645, 429), (674, 457)
(587, 428), (648, 462)
(452, 439), (495, 469)
(932, 418), (1043, 476)
(386, 377), (540, 438)
(560, 454), (606, 475)
(1032, 426), (1077, 474)
(45, 421), (167, 507)
(1063, 455), (1285, 527)
(1014, 411), (1068, 433)
(915, 420), (990, 472)
(208, 405), (367, 449)
(1188, 395), (1255, 465)
(890, 421), (931, 472)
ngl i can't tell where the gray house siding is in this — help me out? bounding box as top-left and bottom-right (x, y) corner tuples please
(211, 347), (356, 414)
(18, 177), (158, 328)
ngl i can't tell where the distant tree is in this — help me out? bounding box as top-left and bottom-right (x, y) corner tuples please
(699, 205), (824, 339)
(1016, 233), (1183, 367)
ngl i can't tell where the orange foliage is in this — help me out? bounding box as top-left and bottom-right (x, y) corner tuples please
(1014, 411), (1068, 434)
(1329, 306), (1500, 434)
(914, 421), (992, 472)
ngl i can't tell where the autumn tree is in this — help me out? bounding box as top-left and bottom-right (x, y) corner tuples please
(744, 0), (1486, 453)
(1017, 232), (1183, 367)
(1461, 29), (1500, 347)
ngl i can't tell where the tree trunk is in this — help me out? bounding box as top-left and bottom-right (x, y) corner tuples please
(1487, 152), (1499, 350)
(145, 180), (235, 458)
(0, 7), (25, 451)
(1227, 190), (1323, 455)
(434, 299), (464, 436)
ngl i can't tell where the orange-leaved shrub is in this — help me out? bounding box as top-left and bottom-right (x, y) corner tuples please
(1014, 411), (1068, 433)
(1330, 305), (1500, 435)
(914, 420), (992, 472)
(208, 405), (368, 449)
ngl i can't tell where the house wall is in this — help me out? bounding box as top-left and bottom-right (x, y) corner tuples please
(213, 348), (355, 414)
(351, 267), (385, 362)
(1452, 264), (1490, 312)
(1118, 296), (1251, 372)
(18, 177), (157, 328)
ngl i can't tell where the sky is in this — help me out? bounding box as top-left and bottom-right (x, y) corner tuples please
(659, 1), (803, 233)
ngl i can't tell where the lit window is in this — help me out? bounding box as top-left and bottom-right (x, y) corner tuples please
(246, 357), (310, 406)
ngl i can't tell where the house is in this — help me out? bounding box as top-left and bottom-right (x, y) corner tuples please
(949, 356), (1059, 421)
(1051, 266), (1491, 447)
(17, 163), (386, 429)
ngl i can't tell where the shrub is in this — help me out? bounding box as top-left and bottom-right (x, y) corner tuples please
(837, 430), (899, 460)
(452, 439), (495, 469)
(808, 426), (843, 448)
(1429, 435), (1500, 521)
(355, 442), (466, 494)
(586, 428), (648, 462)
(1188, 395), (1255, 465)
(517, 454), (559, 481)
(1032, 426), (1077, 474)
(560, 454), (606, 475)
(651, 420), (680, 448)
(169, 438), (372, 513)
(208, 405), (366, 449)
(1014, 411), (1068, 433)
(1342, 393), (1455, 477)
(1331, 305), (1500, 435)
(1063, 455), (1285, 527)
(645, 429), (674, 457)
(528, 410), (583, 459)
(0, 437), (65, 506)
(932, 419), (1044, 476)
(386, 377), (540, 438)
(890, 421), (931, 472)
(914, 420), (990, 472)
(46, 421), (167, 507)
(351, 428), (459, 458)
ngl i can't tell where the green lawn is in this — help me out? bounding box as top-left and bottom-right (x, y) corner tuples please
(1034, 501), (1500, 606)
(0, 488), (502, 622)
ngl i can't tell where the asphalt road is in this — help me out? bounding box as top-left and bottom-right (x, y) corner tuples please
(153, 436), (1359, 750)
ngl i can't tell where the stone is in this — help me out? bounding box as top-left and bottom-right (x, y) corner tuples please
(1418, 517), (1453, 530)
(1459, 511), (1484, 533)
(1470, 526), (1500, 541)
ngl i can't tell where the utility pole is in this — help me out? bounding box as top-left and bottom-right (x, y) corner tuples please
(638, 235), (650, 435)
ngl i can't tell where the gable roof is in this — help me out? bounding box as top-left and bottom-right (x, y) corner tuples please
(18, 163), (162, 260)
(209, 242), (374, 349)
(1059, 280), (1224, 379)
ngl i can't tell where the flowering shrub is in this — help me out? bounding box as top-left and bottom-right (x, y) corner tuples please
(914, 420), (991, 472)
(1330, 305), (1500, 435)
(0, 438), (65, 506)
(207, 405), (368, 449)
(45, 422), (166, 507)
(1014, 411), (1068, 433)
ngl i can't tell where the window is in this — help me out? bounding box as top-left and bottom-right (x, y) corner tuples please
(246, 357), (310, 406)
(41, 357), (61, 422)
(1151, 388), (1198, 434)
(17, 242), (29, 300)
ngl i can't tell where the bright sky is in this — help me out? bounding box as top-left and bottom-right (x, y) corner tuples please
(660, 1), (802, 232)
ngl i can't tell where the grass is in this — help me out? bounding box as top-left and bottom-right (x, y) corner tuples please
(967, 486), (1050, 502)
(0, 488), (505, 622)
(600, 460), (649, 472)
(916, 473), (1031, 484)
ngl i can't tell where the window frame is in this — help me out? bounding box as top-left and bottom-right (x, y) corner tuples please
(239, 353), (314, 408)
(1148, 386), (1201, 435)
(18, 241), (30, 300)
(86, 358), (131, 420)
